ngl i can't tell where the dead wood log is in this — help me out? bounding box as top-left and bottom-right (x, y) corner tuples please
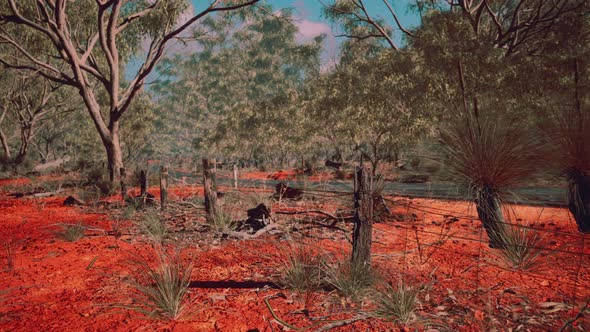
(63, 195), (86, 206)
(226, 223), (281, 239)
(325, 159), (343, 170)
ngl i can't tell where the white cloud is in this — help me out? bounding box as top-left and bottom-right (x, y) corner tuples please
(294, 19), (331, 43)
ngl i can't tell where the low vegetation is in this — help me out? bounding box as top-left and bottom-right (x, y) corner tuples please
(126, 251), (192, 320)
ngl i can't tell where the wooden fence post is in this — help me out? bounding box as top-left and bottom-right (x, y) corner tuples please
(160, 166), (168, 212)
(140, 170), (147, 197)
(233, 163), (238, 189)
(202, 158), (219, 222)
(352, 166), (373, 267)
(120, 167), (128, 202)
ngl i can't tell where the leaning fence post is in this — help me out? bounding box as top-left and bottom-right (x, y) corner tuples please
(160, 166), (168, 212)
(351, 166), (373, 267)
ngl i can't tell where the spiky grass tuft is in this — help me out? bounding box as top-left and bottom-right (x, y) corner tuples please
(128, 252), (192, 319)
(208, 211), (237, 233)
(276, 245), (325, 294)
(494, 223), (546, 270)
(439, 113), (542, 190)
(373, 281), (419, 326)
(54, 223), (86, 242)
(141, 210), (168, 244)
(323, 258), (375, 302)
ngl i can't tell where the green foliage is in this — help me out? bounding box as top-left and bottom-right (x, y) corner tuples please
(208, 211), (237, 233)
(141, 210), (168, 244)
(323, 258), (375, 302)
(276, 245), (326, 295)
(439, 112), (543, 191)
(153, 5), (323, 161)
(127, 251), (192, 319)
(54, 223), (86, 242)
(494, 224), (546, 271)
(373, 281), (419, 326)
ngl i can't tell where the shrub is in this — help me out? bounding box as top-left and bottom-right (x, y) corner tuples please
(439, 111), (543, 246)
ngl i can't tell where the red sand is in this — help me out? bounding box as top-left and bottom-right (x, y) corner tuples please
(1, 175), (589, 331)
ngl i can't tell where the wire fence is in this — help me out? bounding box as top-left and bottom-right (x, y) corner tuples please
(160, 166), (589, 328)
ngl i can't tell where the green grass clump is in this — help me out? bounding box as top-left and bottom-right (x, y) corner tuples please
(55, 223), (86, 242)
(276, 246), (325, 295)
(373, 281), (419, 325)
(323, 258), (375, 302)
(141, 210), (168, 244)
(495, 223), (545, 270)
(128, 252), (192, 319)
(209, 211), (237, 233)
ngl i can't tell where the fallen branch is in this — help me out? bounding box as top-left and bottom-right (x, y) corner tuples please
(226, 223), (281, 239)
(559, 298), (590, 332)
(314, 314), (370, 331)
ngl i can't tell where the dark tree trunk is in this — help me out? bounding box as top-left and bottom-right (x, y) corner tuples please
(120, 167), (128, 201)
(352, 166), (373, 267)
(567, 169), (590, 233)
(160, 166), (168, 212)
(140, 170), (147, 197)
(202, 158), (219, 222)
(475, 186), (506, 248)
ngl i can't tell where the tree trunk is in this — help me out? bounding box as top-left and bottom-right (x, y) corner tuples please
(475, 186), (506, 248)
(160, 166), (168, 212)
(203, 158), (220, 222)
(0, 128), (11, 161)
(567, 169), (590, 233)
(105, 122), (124, 183)
(352, 166), (373, 268)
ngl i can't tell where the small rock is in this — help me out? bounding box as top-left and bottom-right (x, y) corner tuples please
(540, 280), (550, 287)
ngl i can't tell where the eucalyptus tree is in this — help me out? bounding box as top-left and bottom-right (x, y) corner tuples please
(154, 6), (323, 165)
(0, 0), (261, 182)
(0, 70), (75, 169)
(322, 0), (414, 51)
(306, 49), (428, 176)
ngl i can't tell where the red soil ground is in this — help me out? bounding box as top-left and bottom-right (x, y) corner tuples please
(0, 174), (589, 331)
